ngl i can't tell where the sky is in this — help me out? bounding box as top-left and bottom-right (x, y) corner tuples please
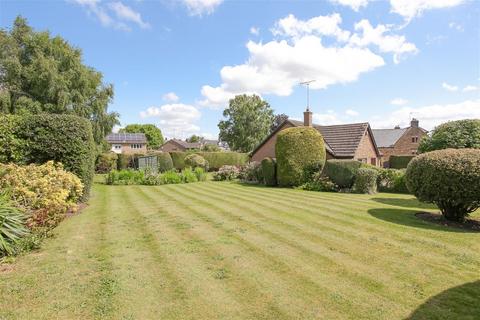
(1, 0), (479, 140)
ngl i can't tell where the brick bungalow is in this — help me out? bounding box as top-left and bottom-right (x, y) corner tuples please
(160, 139), (202, 152)
(251, 110), (381, 165)
(372, 118), (428, 167)
(106, 133), (147, 154)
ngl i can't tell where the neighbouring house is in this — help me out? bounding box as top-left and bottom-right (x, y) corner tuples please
(251, 110), (381, 166)
(106, 133), (147, 154)
(372, 118), (428, 167)
(160, 138), (227, 152)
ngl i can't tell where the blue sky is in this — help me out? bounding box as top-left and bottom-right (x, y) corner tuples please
(1, 0), (479, 139)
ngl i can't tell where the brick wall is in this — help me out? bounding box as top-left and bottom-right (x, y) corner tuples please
(381, 127), (427, 164)
(354, 129), (379, 166)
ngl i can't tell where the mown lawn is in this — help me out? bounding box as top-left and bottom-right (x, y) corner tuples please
(0, 180), (479, 320)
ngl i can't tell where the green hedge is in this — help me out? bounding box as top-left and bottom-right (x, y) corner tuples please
(323, 160), (362, 189)
(389, 155), (414, 169)
(169, 151), (248, 170)
(276, 127), (326, 187)
(406, 148), (480, 222)
(184, 154), (209, 171)
(157, 152), (174, 172)
(0, 114), (96, 199)
(261, 157), (276, 186)
(96, 152), (118, 173)
(353, 168), (378, 194)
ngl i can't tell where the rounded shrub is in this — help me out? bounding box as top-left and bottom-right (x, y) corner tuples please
(406, 148), (480, 222)
(323, 160), (362, 189)
(353, 168), (378, 194)
(157, 152), (174, 172)
(276, 127), (326, 187)
(184, 154), (209, 171)
(261, 157), (277, 186)
(95, 152), (118, 173)
(170, 151), (188, 169)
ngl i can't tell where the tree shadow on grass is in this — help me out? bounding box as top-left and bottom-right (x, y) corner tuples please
(371, 197), (437, 210)
(406, 281), (480, 320)
(367, 208), (477, 233)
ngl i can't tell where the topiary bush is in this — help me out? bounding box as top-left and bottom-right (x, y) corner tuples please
(170, 151), (188, 169)
(184, 154), (209, 171)
(96, 152), (118, 173)
(157, 152), (174, 172)
(353, 168), (378, 194)
(406, 148), (480, 222)
(276, 127), (326, 187)
(261, 157), (277, 186)
(323, 160), (361, 189)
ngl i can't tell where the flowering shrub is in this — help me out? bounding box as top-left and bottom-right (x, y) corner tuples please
(298, 173), (338, 192)
(0, 161), (83, 230)
(213, 165), (240, 181)
(239, 162), (263, 183)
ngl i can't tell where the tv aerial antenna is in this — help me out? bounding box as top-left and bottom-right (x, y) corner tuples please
(300, 80), (316, 111)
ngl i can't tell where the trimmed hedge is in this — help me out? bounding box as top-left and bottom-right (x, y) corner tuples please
(169, 151), (248, 170)
(184, 154), (209, 171)
(261, 157), (276, 186)
(323, 160), (362, 189)
(406, 148), (480, 222)
(96, 152), (118, 173)
(276, 127), (326, 187)
(353, 168), (378, 194)
(0, 114), (96, 199)
(390, 155), (414, 169)
(157, 152), (174, 172)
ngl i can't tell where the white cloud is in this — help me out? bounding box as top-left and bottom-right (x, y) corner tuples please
(463, 85), (478, 92)
(329, 0), (369, 11)
(140, 103), (201, 138)
(250, 27), (260, 35)
(349, 20), (418, 63)
(390, 98), (408, 105)
(272, 13), (350, 42)
(109, 2), (150, 29)
(371, 99), (480, 130)
(71, 0), (149, 31)
(345, 109), (359, 116)
(182, 0), (223, 16)
(448, 22), (464, 31)
(442, 82), (459, 92)
(390, 0), (464, 21)
(162, 92), (180, 102)
(200, 36), (384, 107)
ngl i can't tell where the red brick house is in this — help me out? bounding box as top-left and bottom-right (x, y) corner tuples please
(372, 118), (428, 167)
(251, 111), (381, 165)
(159, 139), (201, 152)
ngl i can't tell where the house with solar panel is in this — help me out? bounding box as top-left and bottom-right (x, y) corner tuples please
(106, 133), (148, 154)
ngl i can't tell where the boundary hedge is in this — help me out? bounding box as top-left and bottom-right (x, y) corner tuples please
(389, 155), (414, 169)
(169, 151), (248, 170)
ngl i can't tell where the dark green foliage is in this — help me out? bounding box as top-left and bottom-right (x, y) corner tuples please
(353, 168), (378, 194)
(418, 119), (480, 153)
(378, 169), (409, 194)
(0, 197), (28, 256)
(218, 94), (274, 152)
(1, 114), (96, 199)
(261, 157), (276, 186)
(95, 152), (118, 173)
(389, 155), (414, 169)
(170, 152), (188, 169)
(157, 152), (174, 172)
(276, 127), (326, 187)
(406, 148), (480, 222)
(298, 173), (338, 192)
(116, 153), (142, 170)
(0, 16), (119, 144)
(120, 124), (164, 149)
(323, 160), (362, 189)
(184, 154), (209, 171)
(0, 115), (26, 163)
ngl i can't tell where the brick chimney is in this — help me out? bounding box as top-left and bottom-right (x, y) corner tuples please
(304, 110), (312, 127)
(411, 118), (419, 128)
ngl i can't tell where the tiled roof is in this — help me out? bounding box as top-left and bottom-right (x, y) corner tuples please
(171, 139), (201, 149)
(289, 120), (371, 157)
(372, 128), (407, 148)
(106, 133), (147, 144)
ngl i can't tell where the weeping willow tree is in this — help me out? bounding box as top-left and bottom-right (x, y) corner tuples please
(0, 16), (119, 144)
